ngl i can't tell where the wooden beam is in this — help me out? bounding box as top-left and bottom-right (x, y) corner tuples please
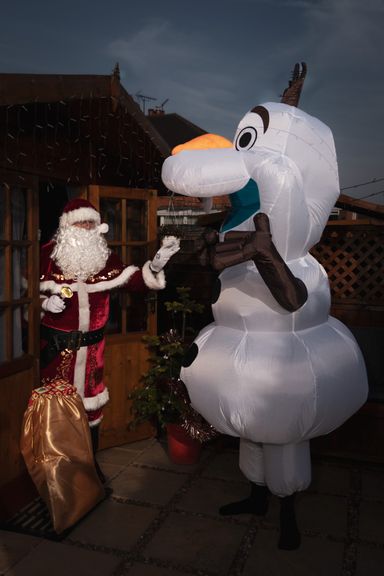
(336, 194), (384, 219)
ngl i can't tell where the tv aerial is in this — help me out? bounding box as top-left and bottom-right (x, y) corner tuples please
(135, 91), (157, 114)
(151, 98), (170, 115)
(159, 98), (169, 111)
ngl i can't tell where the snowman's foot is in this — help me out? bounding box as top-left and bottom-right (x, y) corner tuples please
(219, 482), (269, 516)
(278, 493), (301, 550)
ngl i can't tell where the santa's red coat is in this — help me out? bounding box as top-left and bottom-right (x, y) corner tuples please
(40, 241), (165, 426)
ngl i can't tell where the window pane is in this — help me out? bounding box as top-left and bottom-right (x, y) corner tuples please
(0, 186), (5, 240)
(21, 304), (32, 354)
(0, 309), (5, 362)
(13, 306), (24, 358)
(21, 248), (28, 297)
(11, 188), (27, 240)
(105, 245), (122, 334)
(12, 247), (28, 299)
(106, 291), (122, 335)
(112, 246), (122, 264)
(0, 247), (5, 300)
(126, 200), (147, 241)
(129, 245), (148, 267)
(126, 293), (148, 332)
(100, 197), (121, 241)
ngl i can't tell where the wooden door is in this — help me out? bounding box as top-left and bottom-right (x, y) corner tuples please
(0, 173), (40, 520)
(88, 185), (158, 449)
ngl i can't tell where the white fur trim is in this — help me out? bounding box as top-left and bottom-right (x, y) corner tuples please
(83, 387), (110, 411)
(98, 223), (109, 234)
(74, 345), (87, 398)
(60, 206), (100, 228)
(73, 282), (90, 397)
(142, 261), (166, 290)
(89, 415), (103, 428)
(40, 265), (140, 295)
(40, 280), (79, 295)
(40, 294), (48, 318)
(85, 265), (140, 293)
(77, 281), (90, 331)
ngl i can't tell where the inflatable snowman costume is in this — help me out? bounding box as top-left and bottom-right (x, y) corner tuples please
(162, 64), (368, 549)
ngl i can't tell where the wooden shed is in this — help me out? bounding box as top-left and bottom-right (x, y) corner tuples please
(0, 67), (171, 520)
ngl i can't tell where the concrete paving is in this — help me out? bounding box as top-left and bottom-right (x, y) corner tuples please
(1, 436), (384, 576)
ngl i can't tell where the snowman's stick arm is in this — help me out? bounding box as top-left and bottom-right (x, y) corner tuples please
(252, 242), (307, 312)
(194, 215), (308, 311)
(251, 213), (308, 312)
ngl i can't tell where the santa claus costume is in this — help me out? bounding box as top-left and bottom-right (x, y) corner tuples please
(40, 198), (179, 435)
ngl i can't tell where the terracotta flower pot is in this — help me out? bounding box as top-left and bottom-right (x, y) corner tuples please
(166, 423), (202, 465)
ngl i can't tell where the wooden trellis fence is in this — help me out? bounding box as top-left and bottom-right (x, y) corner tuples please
(311, 222), (384, 327)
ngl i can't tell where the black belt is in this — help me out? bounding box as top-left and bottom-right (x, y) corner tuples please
(40, 325), (105, 368)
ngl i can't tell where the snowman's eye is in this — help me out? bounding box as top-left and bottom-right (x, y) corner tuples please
(235, 127), (257, 151)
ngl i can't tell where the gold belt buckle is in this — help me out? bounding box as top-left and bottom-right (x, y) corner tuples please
(60, 286), (73, 299)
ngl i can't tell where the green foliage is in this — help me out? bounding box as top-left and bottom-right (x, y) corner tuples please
(129, 287), (203, 430)
(165, 286), (204, 340)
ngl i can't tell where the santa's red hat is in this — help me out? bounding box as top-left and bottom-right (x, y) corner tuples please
(59, 198), (101, 228)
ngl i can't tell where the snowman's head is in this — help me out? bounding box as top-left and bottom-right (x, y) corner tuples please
(162, 63), (340, 259)
(233, 101), (340, 256)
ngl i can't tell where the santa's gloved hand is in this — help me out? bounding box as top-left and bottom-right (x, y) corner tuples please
(149, 236), (180, 273)
(41, 295), (66, 313)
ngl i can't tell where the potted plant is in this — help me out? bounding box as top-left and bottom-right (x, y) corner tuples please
(129, 287), (218, 464)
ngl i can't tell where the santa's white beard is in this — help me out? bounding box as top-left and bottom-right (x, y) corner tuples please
(52, 226), (111, 281)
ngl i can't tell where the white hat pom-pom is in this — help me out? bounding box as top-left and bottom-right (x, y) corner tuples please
(98, 223), (109, 234)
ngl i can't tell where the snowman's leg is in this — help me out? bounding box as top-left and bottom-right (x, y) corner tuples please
(219, 439), (269, 516)
(263, 441), (311, 550)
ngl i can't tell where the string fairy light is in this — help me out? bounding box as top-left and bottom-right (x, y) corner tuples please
(0, 82), (168, 190)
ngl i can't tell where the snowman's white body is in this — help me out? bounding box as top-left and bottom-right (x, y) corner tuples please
(162, 102), (368, 496)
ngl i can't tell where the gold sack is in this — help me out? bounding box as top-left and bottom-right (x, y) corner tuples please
(20, 381), (105, 534)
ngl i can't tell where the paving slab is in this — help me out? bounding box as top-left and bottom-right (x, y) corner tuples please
(108, 466), (187, 505)
(132, 441), (202, 472)
(96, 447), (141, 466)
(3, 438), (384, 576)
(361, 469), (384, 501)
(67, 499), (158, 551)
(355, 544), (384, 576)
(144, 511), (248, 574)
(201, 451), (248, 482)
(295, 493), (347, 538)
(176, 477), (254, 518)
(359, 500), (384, 544)
(3, 539), (121, 576)
(243, 529), (344, 576)
(0, 530), (41, 574)
(96, 461), (126, 482)
(263, 492), (348, 538)
(116, 439), (157, 453)
(125, 561), (191, 575)
(309, 462), (351, 496)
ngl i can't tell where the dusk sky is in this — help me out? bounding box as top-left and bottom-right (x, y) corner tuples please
(2, 0), (384, 202)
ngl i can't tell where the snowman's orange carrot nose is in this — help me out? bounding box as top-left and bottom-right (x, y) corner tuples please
(172, 133), (233, 155)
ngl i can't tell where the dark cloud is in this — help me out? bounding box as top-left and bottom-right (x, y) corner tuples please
(2, 0), (383, 201)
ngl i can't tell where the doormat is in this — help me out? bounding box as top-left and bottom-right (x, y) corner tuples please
(1, 487), (113, 541)
(1, 497), (66, 540)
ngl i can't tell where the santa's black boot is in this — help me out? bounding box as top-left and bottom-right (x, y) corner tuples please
(219, 482), (270, 516)
(90, 425), (106, 484)
(278, 493), (301, 550)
